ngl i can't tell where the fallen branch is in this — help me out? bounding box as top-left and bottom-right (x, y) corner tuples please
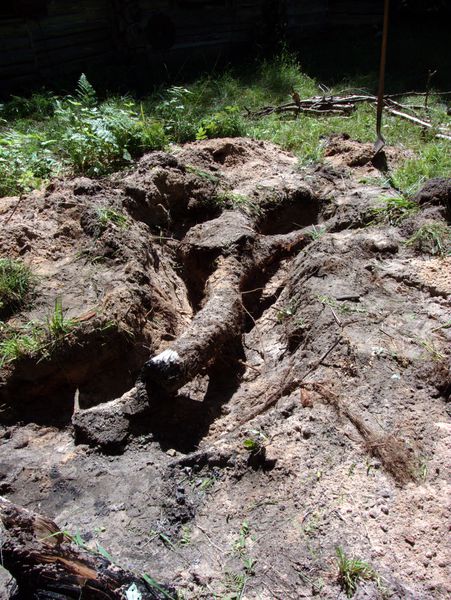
(0, 496), (174, 599)
(248, 93), (451, 142)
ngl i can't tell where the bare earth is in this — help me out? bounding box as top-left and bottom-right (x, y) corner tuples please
(0, 137), (449, 599)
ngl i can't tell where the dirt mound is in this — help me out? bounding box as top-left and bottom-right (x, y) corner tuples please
(0, 138), (449, 599)
(324, 133), (413, 176)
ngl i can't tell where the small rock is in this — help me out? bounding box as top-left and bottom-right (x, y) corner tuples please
(380, 524), (388, 533)
(380, 505), (389, 515)
(369, 509), (378, 519)
(166, 449), (177, 457)
(405, 536), (415, 547)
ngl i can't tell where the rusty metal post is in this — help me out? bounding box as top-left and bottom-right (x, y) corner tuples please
(374, 0), (390, 154)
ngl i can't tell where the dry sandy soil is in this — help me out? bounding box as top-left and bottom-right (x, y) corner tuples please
(0, 136), (449, 599)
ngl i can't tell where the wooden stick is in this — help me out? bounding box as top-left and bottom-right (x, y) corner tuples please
(385, 107), (451, 140)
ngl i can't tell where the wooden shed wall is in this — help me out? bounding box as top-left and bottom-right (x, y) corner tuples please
(0, 0), (114, 93)
(0, 0), (383, 95)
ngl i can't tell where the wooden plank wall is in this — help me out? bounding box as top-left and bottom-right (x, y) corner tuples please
(0, 0), (114, 93)
(0, 1), (384, 94)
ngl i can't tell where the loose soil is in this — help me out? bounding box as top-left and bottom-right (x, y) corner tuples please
(0, 137), (449, 599)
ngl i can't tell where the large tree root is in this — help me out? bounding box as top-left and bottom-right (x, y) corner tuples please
(142, 226), (311, 394)
(0, 497), (173, 599)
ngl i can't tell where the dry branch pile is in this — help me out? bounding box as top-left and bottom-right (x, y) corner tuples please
(247, 93), (451, 141)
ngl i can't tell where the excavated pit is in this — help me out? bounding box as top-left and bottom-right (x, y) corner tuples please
(0, 138), (450, 600)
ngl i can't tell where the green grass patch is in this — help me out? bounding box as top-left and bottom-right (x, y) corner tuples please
(1, 54), (449, 197)
(405, 222), (450, 256)
(370, 195), (419, 226)
(0, 298), (78, 367)
(96, 207), (128, 229)
(336, 547), (379, 598)
(0, 259), (34, 319)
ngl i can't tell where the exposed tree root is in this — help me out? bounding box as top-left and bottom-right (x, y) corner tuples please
(305, 382), (418, 484)
(0, 497), (173, 599)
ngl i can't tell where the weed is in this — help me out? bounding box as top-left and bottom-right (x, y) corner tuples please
(0, 75), (167, 195)
(417, 456), (429, 481)
(370, 195), (419, 225)
(215, 191), (250, 208)
(0, 299), (78, 366)
(198, 476), (215, 492)
(318, 295), (366, 315)
(306, 224), (326, 240)
(1, 54), (449, 197)
(276, 300), (296, 322)
(243, 430), (268, 455)
(222, 570), (246, 599)
(0, 325), (41, 366)
(142, 573), (176, 600)
(196, 105), (244, 140)
(214, 189), (263, 218)
(46, 298), (75, 338)
(97, 207), (128, 229)
(233, 521), (250, 557)
(418, 338), (445, 361)
(336, 547), (378, 598)
(0, 259), (34, 319)
(179, 525), (191, 546)
(405, 222), (449, 256)
(347, 463), (356, 476)
(392, 142), (451, 195)
(186, 164), (221, 185)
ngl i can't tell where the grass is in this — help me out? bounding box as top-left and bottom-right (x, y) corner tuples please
(336, 547), (379, 597)
(0, 54), (449, 197)
(96, 207), (128, 229)
(405, 222), (450, 256)
(370, 196), (419, 226)
(0, 258), (34, 319)
(0, 298), (77, 366)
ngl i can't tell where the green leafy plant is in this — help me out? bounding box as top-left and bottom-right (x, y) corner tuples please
(156, 86), (199, 143)
(196, 105), (244, 140)
(0, 325), (41, 366)
(179, 525), (191, 546)
(405, 222), (449, 256)
(222, 570), (246, 600)
(243, 430), (268, 455)
(75, 73), (97, 107)
(336, 547), (378, 597)
(186, 164), (221, 184)
(233, 520), (250, 557)
(0, 259), (34, 318)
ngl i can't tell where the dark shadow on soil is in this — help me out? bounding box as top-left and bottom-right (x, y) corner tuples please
(257, 189), (319, 235)
(143, 340), (246, 453)
(0, 330), (145, 427)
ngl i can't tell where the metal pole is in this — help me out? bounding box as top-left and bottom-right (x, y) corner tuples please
(374, 0), (390, 154)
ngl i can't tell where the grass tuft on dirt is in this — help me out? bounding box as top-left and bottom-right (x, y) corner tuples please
(336, 546), (379, 598)
(0, 298), (78, 367)
(1, 53), (449, 197)
(0, 259), (34, 319)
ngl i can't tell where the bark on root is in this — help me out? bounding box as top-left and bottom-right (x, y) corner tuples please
(142, 228), (310, 394)
(0, 496), (173, 599)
